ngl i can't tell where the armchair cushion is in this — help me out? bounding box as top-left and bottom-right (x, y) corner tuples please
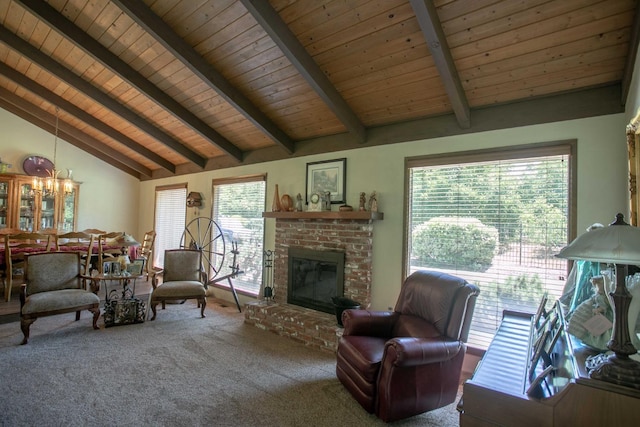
(24, 254), (82, 295)
(394, 270), (472, 338)
(391, 314), (441, 339)
(22, 289), (99, 315)
(151, 280), (206, 299)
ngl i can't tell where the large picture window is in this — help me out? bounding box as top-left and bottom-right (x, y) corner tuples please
(154, 184), (187, 269)
(212, 175), (266, 296)
(406, 142), (575, 349)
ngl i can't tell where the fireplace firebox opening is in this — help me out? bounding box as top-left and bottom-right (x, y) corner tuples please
(287, 247), (345, 314)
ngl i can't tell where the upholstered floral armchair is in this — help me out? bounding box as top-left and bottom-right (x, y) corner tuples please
(149, 249), (207, 320)
(20, 251), (100, 345)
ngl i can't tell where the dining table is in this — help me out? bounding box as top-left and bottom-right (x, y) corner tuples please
(0, 244), (131, 272)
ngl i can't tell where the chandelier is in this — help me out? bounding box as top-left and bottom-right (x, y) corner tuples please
(32, 107), (74, 197)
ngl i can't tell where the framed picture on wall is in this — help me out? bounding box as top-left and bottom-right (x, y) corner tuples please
(306, 158), (346, 204)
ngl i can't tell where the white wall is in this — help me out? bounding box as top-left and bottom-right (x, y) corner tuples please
(0, 108), (139, 234)
(139, 113), (628, 310)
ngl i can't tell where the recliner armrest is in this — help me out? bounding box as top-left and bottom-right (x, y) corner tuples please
(384, 337), (463, 367)
(342, 310), (399, 337)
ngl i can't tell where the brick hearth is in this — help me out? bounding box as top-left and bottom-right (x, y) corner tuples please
(244, 212), (382, 352)
(244, 301), (343, 352)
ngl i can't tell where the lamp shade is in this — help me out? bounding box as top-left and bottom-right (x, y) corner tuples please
(556, 214), (640, 265)
(115, 233), (140, 247)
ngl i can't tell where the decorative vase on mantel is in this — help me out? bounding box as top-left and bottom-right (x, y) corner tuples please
(272, 184), (282, 212)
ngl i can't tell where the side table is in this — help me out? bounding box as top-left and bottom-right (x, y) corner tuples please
(83, 274), (146, 327)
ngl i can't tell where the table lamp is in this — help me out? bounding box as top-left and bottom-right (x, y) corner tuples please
(557, 213), (640, 389)
(115, 233), (140, 270)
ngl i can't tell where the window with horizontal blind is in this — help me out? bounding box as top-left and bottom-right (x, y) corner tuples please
(154, 184), (187, 269)
(406, 142), (575, 349)
(212, 175), (266, 296)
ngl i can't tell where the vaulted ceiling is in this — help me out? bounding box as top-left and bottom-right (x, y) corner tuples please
(0, 0), (637, 180)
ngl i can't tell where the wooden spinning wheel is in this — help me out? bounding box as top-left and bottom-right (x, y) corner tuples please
(180, 217), (243, 311)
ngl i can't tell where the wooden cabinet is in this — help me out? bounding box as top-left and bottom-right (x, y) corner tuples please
(0, 176), (10, 229)
(0, 174), (79, 232)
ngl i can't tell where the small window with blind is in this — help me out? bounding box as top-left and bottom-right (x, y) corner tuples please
(405, 141), (575, 349)
(212, 175), (266, 296)
(154, 184), (187, 269)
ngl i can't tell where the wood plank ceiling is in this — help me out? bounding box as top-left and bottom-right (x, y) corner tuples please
(0, 0), (637, 180)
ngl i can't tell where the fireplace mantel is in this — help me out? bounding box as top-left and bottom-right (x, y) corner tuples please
(262, 211), (383, 220)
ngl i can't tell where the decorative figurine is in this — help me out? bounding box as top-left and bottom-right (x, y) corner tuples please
(368, 191), (378, 212)
(359, 192), (366, 211)
(295, 193), (303, 212)
(322, 191), (331, 211)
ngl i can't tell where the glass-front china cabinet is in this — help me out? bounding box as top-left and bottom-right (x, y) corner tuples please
(0, 176), (10, 230)
(0, 174), (79, 232)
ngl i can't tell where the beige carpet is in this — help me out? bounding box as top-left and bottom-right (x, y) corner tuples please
(0, 301), (460, 426)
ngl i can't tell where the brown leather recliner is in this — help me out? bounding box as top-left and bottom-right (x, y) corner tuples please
(336, 270), (479, 422)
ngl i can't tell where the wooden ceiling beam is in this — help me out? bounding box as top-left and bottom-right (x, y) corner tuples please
(410, 0), (470, 129)
(110, 0), (295, 155)
(15, 0), (242, 163)
(145, 85), (623, 180)
(0, 89), (145, 178)
(240, 0), (367, 143)
(0, 24), (205, 170)
(622, 1), (640, 105)
(0, 61), (163, 175)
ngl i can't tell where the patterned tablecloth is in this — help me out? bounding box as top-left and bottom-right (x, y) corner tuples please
(0, 244), (126, 268)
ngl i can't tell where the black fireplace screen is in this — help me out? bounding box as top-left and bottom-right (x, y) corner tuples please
(287, 247), (345, 314)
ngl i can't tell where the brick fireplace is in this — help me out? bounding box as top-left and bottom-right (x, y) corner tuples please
(244, 211), (383, 352)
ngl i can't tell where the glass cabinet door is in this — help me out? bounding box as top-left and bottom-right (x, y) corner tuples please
(59, 185), (78, 233)
(40, 192), (56, 231)
(18, 182), (36, 231)
(0, 177), (10, 230)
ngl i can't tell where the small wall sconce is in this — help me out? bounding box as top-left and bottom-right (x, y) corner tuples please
(186, 191), (203, 208)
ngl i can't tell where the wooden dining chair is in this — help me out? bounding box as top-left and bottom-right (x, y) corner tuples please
(0, 228), (26, 295)
(81, 228), (106, 236)
(0, 227), (23, 235)
(3, 232), (53, 301)
(97, 232), (124, 273)
(57, 231), (96, 277)
(139, 230), (156, 281)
